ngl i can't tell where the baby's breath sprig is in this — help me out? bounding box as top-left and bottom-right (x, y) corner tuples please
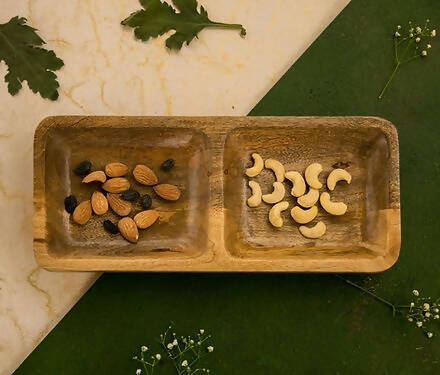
(379, 19), (436, 99)
(132, 346), (162, 375)
(336, 275), (439, 339)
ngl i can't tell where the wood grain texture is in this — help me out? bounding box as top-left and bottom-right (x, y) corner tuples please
(33, 116), (400, 272)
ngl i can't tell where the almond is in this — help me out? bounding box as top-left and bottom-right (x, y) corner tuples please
(107, 193), (132, 216)
(72, 200), (92, 225)
(105, 162), (129, 177)
(133, 164), (158, 186)
(153, 184), (181, 201)
(134, 210), (159, 229)
(102, 177), (130, 193)
(91, 191), (108, 215)
(118, 217), (139, 243)
(82, 170), (106, 183)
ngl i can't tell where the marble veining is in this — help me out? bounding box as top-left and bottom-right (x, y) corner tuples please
(0, 0), (349, 373)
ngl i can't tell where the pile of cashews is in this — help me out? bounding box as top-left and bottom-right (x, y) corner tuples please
(245, 153), (352, 239)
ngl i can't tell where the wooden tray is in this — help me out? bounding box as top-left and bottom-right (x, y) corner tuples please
(34, 116), (400, 272)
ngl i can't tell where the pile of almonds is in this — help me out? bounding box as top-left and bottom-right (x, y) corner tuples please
(64, 159), (181, 243)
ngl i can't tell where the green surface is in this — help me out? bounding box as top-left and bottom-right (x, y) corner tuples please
(16, 0), (440, 374)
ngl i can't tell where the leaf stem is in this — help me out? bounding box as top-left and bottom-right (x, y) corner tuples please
(378, 62), (400, 99)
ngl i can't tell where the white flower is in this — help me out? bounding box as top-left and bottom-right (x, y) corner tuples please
(410, 302), (415, 307)
(167, 343), (174, 350)
(410, 33), (414, 38)
(424, 303), (430, 311)
(207, 346), (214, 353)
(173, 339), (178, 346)
(427, 332), (433, 338)
(155, 354), (161, 361)
(416, 321), (423, 327)
(397, 25), (401, 30)
(421, 50), (428, 56)
(182, 360), (188, 367)
(395, 32), (401, 38)
(412, 290), (419, 296)
(425, 312), (431, 318)
(136, 370), (142, 375)
(197, 341), (201, 345)
(432, 30), (436, 37)
(200, 329), (205, 334)
(427, 44), (432, 49)
(190, 339), (194, 344)
(416, 26), (422, 34)
(141, 346), (148, 352)
(416, 37), (421, 42)
(408, 317), (413, 322)
(434, 315), (439, 319)
(433, 308), (439, 313)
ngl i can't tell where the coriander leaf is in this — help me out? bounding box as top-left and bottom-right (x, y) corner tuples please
(121, 0), (246, 50)
(0, 16), (64, 100)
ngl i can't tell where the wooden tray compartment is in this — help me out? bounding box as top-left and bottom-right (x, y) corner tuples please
(34, 116), (400, 272)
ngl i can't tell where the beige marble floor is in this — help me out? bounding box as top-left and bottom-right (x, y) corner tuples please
(0, 0), (350, 373)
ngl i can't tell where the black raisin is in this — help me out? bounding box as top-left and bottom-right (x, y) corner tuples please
(141, 194), (152, 209)
(160, 159), (175, 171)
(121, 189), (140, 201)
(64, 195), (78, 214)
(73, 160), (92, 176)
(103, 220), (119, 234)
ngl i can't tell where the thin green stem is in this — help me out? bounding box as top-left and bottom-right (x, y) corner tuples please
(378, 62), (400, 99)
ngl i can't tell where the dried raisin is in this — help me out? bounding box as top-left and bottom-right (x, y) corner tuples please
(64, 195), (78, 214)
(103, 219), (119, 234)
(121, 189), (140, 201)
(141, 194), (152, 209)
(74, 160), (92, 176)
(160, 159), (175, 171)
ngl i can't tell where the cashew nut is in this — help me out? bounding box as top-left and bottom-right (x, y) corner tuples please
(245, 153), (264, 177)
(290, 205), (318, 224)
(262, 182), (285, 204)
(284, 171), (306, 197)
(265, 159), (285, 182)
(297, 188), (319, 208)
(269, 201), (289, 228)
(305, 163), (323, 189)
(320, 192), (347, 215)
(247, 181), (262, 207)
(327, 168), (352, 191)
(299, 221), (326, 239)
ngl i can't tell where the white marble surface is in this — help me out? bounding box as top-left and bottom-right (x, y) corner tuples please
(0, 0), (349, 373)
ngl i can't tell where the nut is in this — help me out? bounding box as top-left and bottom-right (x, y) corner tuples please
(247, 181), (262, 207)
(118, 217), (139, 243)
(320, 192), (347, 215)
(105, 162), (129, 177)
(305, 163), (323, 189)
(290, 205), (318, 224)
(72, 200), (92, 225)
(327, 168), (352, 191)
(82, 171), (107, 183)
(265, 159), (285, 182)
(153, 184), (181, 201)
(268, 201), (289, 228)
(102, 177), (130, 193)
(299, 221), (326, 239)
(262, 181), (285, 204)
(284, 171), (306, 197)
(134, 210), (159, 229)
(297, 188), (319, 208)
(107, 193), (132, 216)
(91, 191), (108, 215)
(245, 153), (264, 177)
(133, 164), (158, 186)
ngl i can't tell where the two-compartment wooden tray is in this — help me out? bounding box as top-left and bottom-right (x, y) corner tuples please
(34, 116), (400, 272)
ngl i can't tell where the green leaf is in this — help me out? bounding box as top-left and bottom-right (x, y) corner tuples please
(0, 16), (64, 100)
(121, 0), (246, 50)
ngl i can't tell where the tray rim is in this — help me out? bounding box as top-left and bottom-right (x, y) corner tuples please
(33, 115), (401, 273)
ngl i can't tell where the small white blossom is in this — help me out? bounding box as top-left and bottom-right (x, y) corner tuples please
(416, 37), (421, 43)
(141, 346), (148, 352)
(408, 317), (413, 322)
(182, 360), (188, 367)
(432, 30), (436, 37)
(421, 50), (428, 56)
(173, 339), (178, 346)
(190, 339), (194, 344)
(397, 25), (401, 30)
(416, 321), (423, 327)
(433, 308), (439, 313)
(427, 44), (432, 49)
(136, 370), (142, 375)
(167, 343), (174, 350)
(416, 26), (422, 34)
(434, 315), (440, 319)
(155, 354), (161, 361)
(413, 290), (419, 296)
(207, 346), (214, 353)
(424, 303), (430, 311)
(427, 332), (433, 338)
(425, 312), (431, 318)
(197, 341), (201, 345)
(409, 33), (414, 38)
(200, 329), (205, 334)
(395, 32), (401, 38)
(410, 302), (415, 307)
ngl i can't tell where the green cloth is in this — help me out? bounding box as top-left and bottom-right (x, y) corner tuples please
(17, 0), (440, 373)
